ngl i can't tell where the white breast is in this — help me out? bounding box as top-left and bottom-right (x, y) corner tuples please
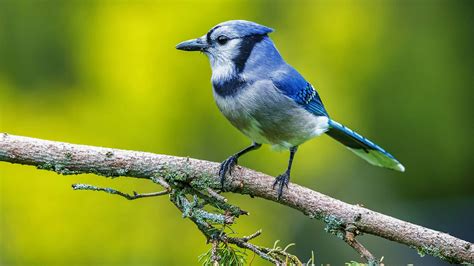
(213, 80), (329, 150)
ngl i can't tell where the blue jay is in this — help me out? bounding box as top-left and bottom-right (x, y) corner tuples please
(176, 20), (404, 199)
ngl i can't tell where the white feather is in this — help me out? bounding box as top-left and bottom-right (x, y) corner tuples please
(348, 148), (405, 172)
(214, 81), (329, 150)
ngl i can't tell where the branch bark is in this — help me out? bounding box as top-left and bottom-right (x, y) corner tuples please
(0, 133), (472, 264)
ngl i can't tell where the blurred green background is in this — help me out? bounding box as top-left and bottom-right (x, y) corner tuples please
(0, 0), (473, 265)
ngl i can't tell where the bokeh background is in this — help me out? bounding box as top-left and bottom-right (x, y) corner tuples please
(0, 0), (473, 265)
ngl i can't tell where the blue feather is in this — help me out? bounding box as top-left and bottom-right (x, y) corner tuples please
(271, 65), (328, 117)
(216, 20), (274, 36)
(327, 120), (405, 172)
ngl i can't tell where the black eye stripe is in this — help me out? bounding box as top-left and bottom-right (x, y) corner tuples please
(233, 34), (265, 73)
(206, 25), (222, 43)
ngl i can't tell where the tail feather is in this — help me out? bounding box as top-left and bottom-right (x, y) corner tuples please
(326, 119), (405, 172)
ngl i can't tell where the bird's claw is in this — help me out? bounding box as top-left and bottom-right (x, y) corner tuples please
(273, 172), (290, 200)
(219, 155), (238, 188)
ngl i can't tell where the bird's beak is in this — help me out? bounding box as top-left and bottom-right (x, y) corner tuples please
(176, 38), (208, 52)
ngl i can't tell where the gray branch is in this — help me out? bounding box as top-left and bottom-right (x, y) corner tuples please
(71, 183), (170, 200)
(0, 133), (472, 264)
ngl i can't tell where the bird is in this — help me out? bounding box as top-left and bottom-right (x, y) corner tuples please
(176, 20), (404, 199)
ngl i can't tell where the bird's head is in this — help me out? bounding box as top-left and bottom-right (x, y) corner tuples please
(176, 20), (274, 76)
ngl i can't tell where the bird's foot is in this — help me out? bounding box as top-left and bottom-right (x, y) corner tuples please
(273, 171), (290, 200)
(219, 155), (238, 188)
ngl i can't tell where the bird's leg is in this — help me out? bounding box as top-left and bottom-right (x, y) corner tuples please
(219, 142), (262, 188)
(273, 146), (298, 200)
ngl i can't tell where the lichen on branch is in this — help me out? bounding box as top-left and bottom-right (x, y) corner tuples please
(0, 133), (472, 265)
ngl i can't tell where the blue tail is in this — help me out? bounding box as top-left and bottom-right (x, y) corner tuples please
(326, 120), (405, 172)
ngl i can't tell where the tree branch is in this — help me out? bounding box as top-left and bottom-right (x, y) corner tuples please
(344, 225), (377, 265)
(71, 183), (170, 200)
(0, 133), (472, 264)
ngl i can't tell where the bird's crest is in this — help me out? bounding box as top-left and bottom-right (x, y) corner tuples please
(208, 20), (274, 39)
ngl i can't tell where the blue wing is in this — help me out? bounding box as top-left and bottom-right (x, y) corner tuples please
(271, 65), (329, 117)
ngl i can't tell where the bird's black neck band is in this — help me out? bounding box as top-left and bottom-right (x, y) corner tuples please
(233, 34), (265, 73)
(212, 75), (246, 97)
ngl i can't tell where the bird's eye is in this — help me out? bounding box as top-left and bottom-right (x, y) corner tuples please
(217, 36), (229, 45)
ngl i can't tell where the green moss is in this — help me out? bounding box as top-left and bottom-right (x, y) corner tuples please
(308, 212), (324, 220)
(159, 165), (188, 183)
(160, 164), (243, 217)
(83, 167), (128, 178)
(323, 215), (345, 240)
(414, 245), (461, 264)
(36, 162), (81, 175)
(190, 172), (219, 190)
(416, 246), (427, 257)
(50, 163), (126, 178)
(306, 213), (348, 240)
(64, 152), (73, 160)
(214, 201), (244, 217)
(178, 194), (230, 225)
(36, 162), (54, 171)
(235, 185), (253, 195)
(115, 168), (128, 176)
(53, 164), (81, 175)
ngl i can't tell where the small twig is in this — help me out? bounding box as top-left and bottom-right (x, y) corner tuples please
(169, 190), (291, 265)
(262, 244), (301, 265)
(188, 187), (248, 217)
(227, 236), (280, 265)
(344, 228), (378, 265)
(206, 187), (228, 203)
(70, 180), (290, 265)
(131, 190), (170, 199)
(211, 239), (220, 265)
(71, 184), (169, 200)
(151, 175), (171, 190)
(242, 229), (262, 242)
(225, 231), (302, 265)
(176, 193), (235, 225)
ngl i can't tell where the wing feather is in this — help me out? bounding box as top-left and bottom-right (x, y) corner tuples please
(271, 65), (328, 117)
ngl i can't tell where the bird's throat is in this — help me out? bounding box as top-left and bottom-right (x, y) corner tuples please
(212, 75), (247, 97)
